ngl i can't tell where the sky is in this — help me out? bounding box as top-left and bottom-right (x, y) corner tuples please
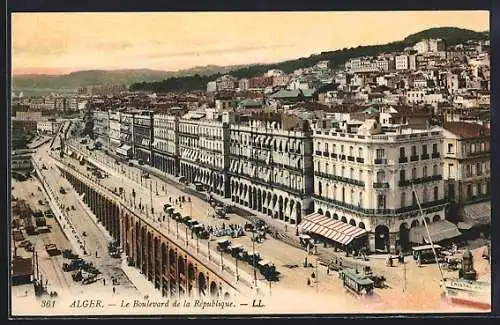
(12, 11), (489, 75)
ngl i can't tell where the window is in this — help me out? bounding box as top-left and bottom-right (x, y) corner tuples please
(401, 192), (406, 207)
(476, 163), (482, 175)
(325, 143), (329, 153)
(341, 166), (345, 177)
(448, 164), (454, 178)
(376, 149), (385, 159)
(422, 145), (427, 155)
(349, 146), (354, 156)
(341, 145), (344, 153)
(433, 143), (438, 154)
(423, 166), (428, 178)
(318, 181), (323, 196)
(350, 168), (354, 179)
(467, 184), (472, 198)
(317, 161), (321, 171)
(400, 170), (406, 182)
(434, 187), (439, 201)
(423, 188), (428, 202)
(377, 195), (386, 209)
(400, 147), (406, 158)
(412, 192), (417, 206)
(466, 165), (471, 177)
(332, 144), (336, 154)
(412, 167), (417, 180)
(377, 171), (385, 182)
(359, 192), (363, 207)
(433, 164), (438, 175)
(358, 147), (363, 157)
(325, 163), (329, 174)
(359, 170), (363, 181)
(411, 146), (417, 156)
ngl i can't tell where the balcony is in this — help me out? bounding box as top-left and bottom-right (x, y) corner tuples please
(323, 151), (330, 157)
(374, 158), (387, 165)
(399, 175), (442, 187)
(331, 153), (338, 159)
(315, 150), (322, 156)
(314, 171), (365, 187)
(347, 156), (355, 162)
(340, 154), (346, 161)
(421, 154), (430, 160)
(313, 194), (448, 216)
(399, 157), (408, 163)
(431, 152), (440, 159)
(373, 182), (389, 189)
(410, 155), (419, 162)
(356, 157), (364, 163)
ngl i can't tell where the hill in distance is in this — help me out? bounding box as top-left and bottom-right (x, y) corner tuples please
(12, 64), (251, 94)
(13, 27), (488, 95)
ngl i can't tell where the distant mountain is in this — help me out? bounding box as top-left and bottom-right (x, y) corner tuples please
(130, 27), (489, 93)
(12, 64), (251, 95)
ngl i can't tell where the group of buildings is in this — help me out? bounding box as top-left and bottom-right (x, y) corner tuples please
(14, 36), (489, 254)
(90, 102), (490, 253)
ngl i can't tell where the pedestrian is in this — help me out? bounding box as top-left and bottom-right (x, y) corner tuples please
(327, 268), (330, 275)
(113, 287), (116, 294)
(103, 278), (106, 286)
(307, 278), (311, 286)
(95, 251), (98, 258)
(311, 272), (316, 279)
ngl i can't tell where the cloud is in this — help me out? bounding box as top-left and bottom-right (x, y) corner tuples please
(142, 44), (296, 59)
(13, 43), (69, 56)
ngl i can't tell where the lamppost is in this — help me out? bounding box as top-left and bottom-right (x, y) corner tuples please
(252, 230), (257, 287)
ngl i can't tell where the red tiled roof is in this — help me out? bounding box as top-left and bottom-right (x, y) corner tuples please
(444, 122), (490, 138)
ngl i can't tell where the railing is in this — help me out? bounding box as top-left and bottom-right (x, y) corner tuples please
(399, 157), (408, 163)
(323, 151), (329, 157)
(410, 155), (419, 162)
(421, 154), (430, 160)
(356, 157), (364, 163)
(331, 153), (338, 159)
(314, 171), (365, 187)
(313, 194), (448, 216)
(399, 175), (442, 187)
(315, 150), (322, 156)
(347, 156), (355, 162)
(374, 158), (387, 165)
(373, 182), (389, 189)
(431, 152), (440, 159)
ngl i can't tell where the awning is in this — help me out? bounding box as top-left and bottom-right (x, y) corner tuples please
(299, 213), (367, 246)
(460, 202), (491, 229)
(409, 220), (461, 244)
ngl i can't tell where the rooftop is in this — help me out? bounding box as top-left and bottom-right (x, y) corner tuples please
(443, 122), (490, 138)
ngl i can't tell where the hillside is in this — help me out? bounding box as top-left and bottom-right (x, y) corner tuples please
(130, 27), (489, 93)
(12, 64), (250, 95)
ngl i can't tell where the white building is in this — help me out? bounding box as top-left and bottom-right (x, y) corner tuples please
(312, 119), (447, 253)
(206, 81), (217, 93)
(395, 54), (409, 70)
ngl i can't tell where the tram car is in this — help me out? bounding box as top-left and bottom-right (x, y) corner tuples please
(339, 268), (374, 297)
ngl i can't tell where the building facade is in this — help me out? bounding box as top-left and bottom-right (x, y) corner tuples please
(152, 115), (179, 176)
(132, 111), (153, 164)
(312, 120), (446, 253)
(228, 120), (314, 225)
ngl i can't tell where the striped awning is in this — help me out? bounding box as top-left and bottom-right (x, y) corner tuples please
(299, 213), (367, 246)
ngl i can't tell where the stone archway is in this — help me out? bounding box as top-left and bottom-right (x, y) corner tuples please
(349, 219), (356, 226)
(341, 216), (347, 223)
(317, 208), (324, 215)
(210, 281), (219, 297)
(399, 223), (410, 252)
(325, 211), (331, 218)
(198, 273), (207, 296)
(433, 215), (441, 222)
(375, 225), (390, 252)
(358, 222), (366, 229)
(333, 213), (339, 220)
